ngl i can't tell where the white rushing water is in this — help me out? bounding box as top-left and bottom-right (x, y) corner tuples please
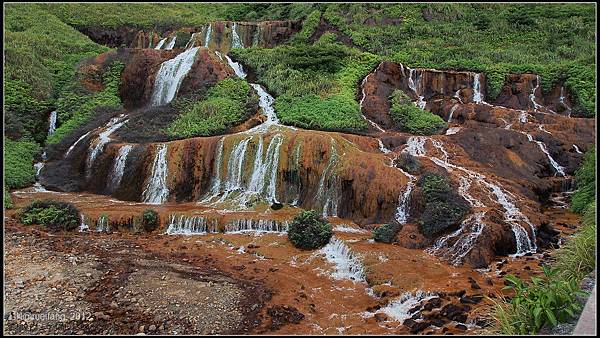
(376, 291), (436, 322)
(315, 138), (341, 217)
(447, 104), (459, 123)
(559, 86), (571, 117)
(86, 117), (129, 176)
(151, 46), (200, 106)
(79, 214), (89, 232)
(318, 236), (365, 282)
(529, 75), (544, 111)
(534, 139), (566, 177)
(252, 25), (261, 46)
(250, 83), (280, 126)
(225, 219), (289, 233)
(427, 212), (487, 265)
(204, 24), (212, 48)
(185, 32), (201, 49)
(231, 23), (244, 48)
(108, 144), (133, 192)
(165, 214), (288, 235)
(165, 36), (176, 50)
(472, 73), (484, 103)
(65, 131), (92, 158)
(47, 111), (57, 136)
(142, 143), (169, 204)
(573, 145), (583, 154)
(359, 66), (386, 132)
(154, 38), (167, 50)
(166, 214), (219, 235)
(445, 126), (462, 135)
(407, 68), (426, 109)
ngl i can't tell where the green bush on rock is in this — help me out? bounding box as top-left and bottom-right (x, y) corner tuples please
(19, 199), (80, 231)
(288, 210), (333, 249)
(142, 209), (160, 233)
(389, 90), (446, 135)
(571, 148), (595, 213)
(417, 172), (470, 237)
(372, 223), (401, 243)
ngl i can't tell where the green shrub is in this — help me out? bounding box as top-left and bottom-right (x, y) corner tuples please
(491, 266), (587, 334)
(417, 172), (470, 237)
(141, 209), (160, 233)
(292, 9), (321, 43)
(394, 153), (421, 174)
(167, 77), (258, 138)
(4, 137), (41, 189)
(19, 199), (80, 231)
(288, 210), (333, 249)
(372, 223), (401, 243)
(554, 202), (596, 281)
(571, 148), (595, 213)
(4, 188), (14, 209)
(389, 90), (446, 135)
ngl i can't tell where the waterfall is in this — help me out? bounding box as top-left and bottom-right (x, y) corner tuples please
(154, 38), (167, 50)
(225, 219), (289, 233)
(407, 68), (426, 109)
(165, 36), (176, 50)
(65, 131), (92, 158)
(222, 53), (247, 78)
(204, 24), (212, 48)
(151, 47), (200, 106)
(534, 139), (566, 177)
(216, 137), (252, 202)
(458, 176), (484, 207)
(529, 75), (543, 111)
(86, 117), (128, 176)
(241, 134), (284, 204)
(447, 104), (459, 123)
(427, 212), (486, 265)
(252, 25), (261, 46)
(231, 23), (244, 49)
(142, 144), (169, 204)
(395, 168), (415, 225)
(166, 214), (219, 235)
(445, 127), (462, 135)
(318, 236), (365, 282)
(315, 138), (341, 217)
(538, 124), (552, 135)
(472, 73), (484, 103)
(79, 214), (89, 232)
(202, 137), (225, 202)
(409, 137), (537, 257)
(376, 291), (436, 322)
(573, 145), (583, 154)
(108, 144), (133, 192)
(291, 141), (303, 206)
(359, 67), (386, 132)
(559, 86), (571, 117)
(96, 216), (110, 232)
(454, 89), (463, 103)
(185, 32), (201, 49)
(48, 111), (57, 136)
(378, 139), (391, 154)
(250, 83), (280, 125)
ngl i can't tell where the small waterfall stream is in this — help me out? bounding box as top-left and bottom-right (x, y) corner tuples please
(65, 131), (92, 158)
(529, 75), (543, 111)
(359, 66), (386, 132)
(142, 143), (169, 204)
(151, 46), (200, 106)
(315, 138), (341, 217)
(318, 236), (366, 282)
(204, 24), (212, 48)
(231, 23), (244, 48)
(154, 38), (167, 50)
(86, 116), (129, 176)
(165, 36), (176, 50)
(108, 144), (133, 192)
(47, 111), (57, 136)
(472, 73), (484, 103)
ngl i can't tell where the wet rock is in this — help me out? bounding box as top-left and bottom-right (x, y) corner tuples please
(459, 294), (483, 304)
(266, 305), (304, 330)
(423, 297), (443, 311)
(455, 323), (468, 330)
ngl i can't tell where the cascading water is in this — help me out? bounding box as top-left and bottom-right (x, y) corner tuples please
(225, 219), (289, 233)
(165, 36), (176, 50)
(204, 24), (212, 48)
(154, 38), (167, 50)
(166, 214), (219, 235)
(47, 111), (57, 136)
(447, 104), (459, 123)
(559, 86), (571, 117)
(252, 25), (261, 46)
(529, 75), (543, 111)
(534, 138), (566, 177)
(142, 144), (169, 204)
(318, 236), (365, 282)
(108, 144), (133, 192)
(202, 138), (225, 202)
(573, 145), (583, 154)
(472, 73), (484, 103)
(65, 131), (92, 158)
(427, 212), (487, 265)
(214, 137), (252, 202)
(375, 291), (436, 322)
(315, 138), (341, 217)
(359, 67), (386, 132)
(407, 68), (426, 109)
(290, 141), (303, 206)
(231, 23), (244, 49)
(238, 134), (284, 205)
(86, 116), (129, 176)
(151, 47), (200, 106)
(185, 32), (201, 49)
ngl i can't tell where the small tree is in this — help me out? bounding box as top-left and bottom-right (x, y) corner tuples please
(372, 223), (401, 243)
(288, 210), (333, 249)
(141, 209), (159, 233)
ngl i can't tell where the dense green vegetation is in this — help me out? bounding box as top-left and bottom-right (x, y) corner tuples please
(417, 173), (470, 237)
(389, 90), (446, 135)
(4, 138), (41, 190)
(4, 4), (109, 143)
(372, 223), (401, 243)
(232, 43), (379, 132)
(141, 209), (160, 233)
(167, 78), (258, 137)
(288, 210), (333, 249)
(320, 3), (595, 116)
(19, 199), (81, 231)
(571, 148), (596, 213)
(491, 203), (596, 334)
(47, 61), (124, 144)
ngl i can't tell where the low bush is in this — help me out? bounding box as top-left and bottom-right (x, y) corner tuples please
(167, 77), (258, 138)
(491, 266), (587, 334)
(141, 209), (160, 233)
(372, 223), (400, 243)
(4, 188), (14, 209)
(389, 90), (446, 135)
(571, 147), (595, 213)
(288, 210), (333, 249)
(417, 172), (470, 237)
(4, 137), (41, 189)
(19, 199), (80, 231)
